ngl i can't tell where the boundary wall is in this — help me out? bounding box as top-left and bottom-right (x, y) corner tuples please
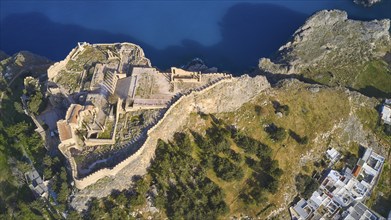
(48, 42), (152, 81)
(72, 76), (232, 189)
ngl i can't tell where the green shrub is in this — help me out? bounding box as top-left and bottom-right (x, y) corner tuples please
(213, 156), (244, 181)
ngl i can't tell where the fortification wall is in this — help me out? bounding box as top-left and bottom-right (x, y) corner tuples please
(84, 138), (115, 146)
(72, 76), (233, 189)
(52, 43), (267, 192)
(47, 46), (81, 80)
(172, 78), (200, 83)
(203, 73), (232, 78)
(48, 42), (152, 81)
(70, 75), (270, 211)
(95, 42), (152, 67)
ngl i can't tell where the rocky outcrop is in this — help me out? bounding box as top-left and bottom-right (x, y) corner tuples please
(258, 10), (391, 95)
(0, 51), (9, 61)
(70, 74), (270, 211)
(353, 0), (382, 7)
(0, 51), (52, 82)
(259, 10), (390, 74)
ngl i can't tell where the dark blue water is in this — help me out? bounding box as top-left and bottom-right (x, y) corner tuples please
(0, 0), (390, 74)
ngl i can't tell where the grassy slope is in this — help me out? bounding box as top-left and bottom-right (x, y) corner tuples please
(353, 59), (391, 97)
(182, 81), (390, 218)
(303, 58), (391, 97)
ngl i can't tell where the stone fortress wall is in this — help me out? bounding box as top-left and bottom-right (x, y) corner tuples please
(72, 74), (233, 189)
(50, 42), (270, 191)
(48, 42), (152, 81)
(94, 42), (152, 68)
(84, 138), (115, 146)
(47, 48), (77, 80)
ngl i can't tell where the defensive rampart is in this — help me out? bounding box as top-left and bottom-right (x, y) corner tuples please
(84, 138), (115, 146)
(47, 42), (152, 81)
(47, 47), (77, 80)
(72, 76), (232, 189)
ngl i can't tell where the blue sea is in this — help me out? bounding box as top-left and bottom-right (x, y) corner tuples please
(0, 0), (390, 74)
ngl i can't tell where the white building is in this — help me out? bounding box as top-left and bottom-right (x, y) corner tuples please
(326, 148), (341, 163)
(291, 147), (385, 220)
(381, 105), (391, 125)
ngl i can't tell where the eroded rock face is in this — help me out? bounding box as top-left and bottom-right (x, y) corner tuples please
(259, 10), (390, 75)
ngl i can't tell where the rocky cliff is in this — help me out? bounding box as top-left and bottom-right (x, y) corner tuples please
(259, 10), (391, 97)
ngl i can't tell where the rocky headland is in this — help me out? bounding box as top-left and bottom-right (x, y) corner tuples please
(259, 10), (391, 97)
(1, 9), (389, 219)
(0, 51), (52, 83)
(59, 10), (391, 216)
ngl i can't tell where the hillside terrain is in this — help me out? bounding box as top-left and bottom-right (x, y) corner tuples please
(259, 10), (391, 98)
(0, 52), (65, 218)
(0, 50), (51, 83)
(82, 78), (391, 219)
(0, 9), (390, 220)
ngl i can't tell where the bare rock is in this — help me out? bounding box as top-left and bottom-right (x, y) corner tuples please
(258, 10), (391, 91)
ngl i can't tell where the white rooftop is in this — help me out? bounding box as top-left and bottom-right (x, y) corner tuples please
(327, 148), (340, 160)
(381, 105), (391, 125)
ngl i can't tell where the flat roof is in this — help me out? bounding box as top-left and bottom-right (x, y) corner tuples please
(57, 120), (72, 141)
(352, 165), (362, 177)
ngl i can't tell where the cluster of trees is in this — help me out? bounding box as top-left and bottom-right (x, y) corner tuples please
(0, 74), (69, 219)
(193, 119), (283, 206)
(0, 88), (53, 218)
(85, 177), (149, 219)
(42, 155), (71, 211)
(83, 117), (284, 219)
(233, 132), (272, 158)
(191, 123), (245, 183)
(213, 156), (244, 181)
(272, 101), (290, 116)
(148, 136), (228, 219)
(5, 122), (46, 166)
(23, 76), (45, 115)
(295, 173), (319, 199)
(232, 131), (283, 205)
(0, 120), (71, 217)
(343, 151), (359, 169)
(264, 123), (287, 142)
